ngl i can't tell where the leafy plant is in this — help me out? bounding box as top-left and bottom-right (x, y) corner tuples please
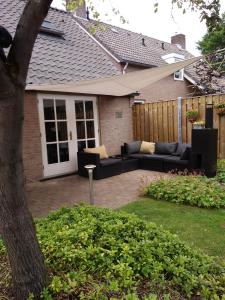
(35, 206), (225, 298)
(215, 102), (225, 109)
(215, 102), (225, 115)
(1, 205), (225, 299)
(193, 120), (205, 129)
(193, 120), (205, 125)
(145, 176), (225, 208)
(217, 159), (225, 184)
(186, 110), (198, 122)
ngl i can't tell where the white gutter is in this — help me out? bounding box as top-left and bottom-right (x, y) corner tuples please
(122, 62), (129, 74)
(184, 73), (204, 90)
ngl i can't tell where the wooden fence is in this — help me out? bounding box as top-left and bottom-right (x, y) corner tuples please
(132, 94), (225, 158)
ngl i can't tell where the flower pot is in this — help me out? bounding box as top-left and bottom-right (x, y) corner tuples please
(193, 124), (205, 129)
(188, 117), (198, 123)
(216, 107), (225, 116)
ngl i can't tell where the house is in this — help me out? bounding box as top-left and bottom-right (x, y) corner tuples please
(74, 5), (201, 102)
(74, 5), (224, 98)
(0, 0), (198, 181)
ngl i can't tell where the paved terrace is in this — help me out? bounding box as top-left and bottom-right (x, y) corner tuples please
(26, 170), (168, 218)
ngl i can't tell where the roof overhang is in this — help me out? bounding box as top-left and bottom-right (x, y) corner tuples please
(26, 56), (201, 97)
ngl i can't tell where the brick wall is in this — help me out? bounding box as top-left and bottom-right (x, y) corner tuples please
(23, 93), (133, 181)
(137, 75), (194, 102)
(126, 64), (195, 102)
(23, 92), (43, 181)
(98, 96), (133, 155)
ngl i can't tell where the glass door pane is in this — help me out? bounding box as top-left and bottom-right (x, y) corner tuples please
(85, 101), (94, 119)
(43, 99), (69, 164)
(75, 100), (96, 151)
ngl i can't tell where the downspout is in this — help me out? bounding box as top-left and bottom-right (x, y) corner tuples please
(122, 62), (129, 74)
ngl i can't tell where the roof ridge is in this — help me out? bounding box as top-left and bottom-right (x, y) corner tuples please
(75, 17), (182, 49)
(50, 5), (69, 15)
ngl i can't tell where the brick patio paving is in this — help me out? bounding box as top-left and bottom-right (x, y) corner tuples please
(26, 170), (167, 218)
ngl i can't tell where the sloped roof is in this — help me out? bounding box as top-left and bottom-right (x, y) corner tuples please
(0, 0), (120, 85)
(76, 18), (193, 67)
(75, 17), (225, 93)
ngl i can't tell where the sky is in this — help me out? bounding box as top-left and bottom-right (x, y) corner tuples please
(52, 0), (225, 56)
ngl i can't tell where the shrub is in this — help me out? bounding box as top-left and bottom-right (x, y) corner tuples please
(36, 206), (224, 299)
(145, 176), (225, 208)
(1, 205), (225, 299)
(217, 159), (225, 184)
(0, 239), (5, 254)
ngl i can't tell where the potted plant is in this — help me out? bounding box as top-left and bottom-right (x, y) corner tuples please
(214, 102), (225, 116)
(193, 120), (205, 129)
(186, 110), (198, 123)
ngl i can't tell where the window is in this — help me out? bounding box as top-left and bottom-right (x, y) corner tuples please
(174, 68), (184, 81)
(161, 53), (184, 81)
(40, 20), (64, 37)
(75, 100), (97, 151)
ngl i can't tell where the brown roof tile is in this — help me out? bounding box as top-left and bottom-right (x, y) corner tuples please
(0, 0), (120, 85)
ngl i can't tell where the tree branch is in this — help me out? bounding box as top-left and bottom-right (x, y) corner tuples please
(7, 0), (53, 87)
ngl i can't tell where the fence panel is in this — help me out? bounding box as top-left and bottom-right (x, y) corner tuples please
(132, 94), (225, 158)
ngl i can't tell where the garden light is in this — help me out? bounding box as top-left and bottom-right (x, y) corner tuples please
(84, 164), (96, 205)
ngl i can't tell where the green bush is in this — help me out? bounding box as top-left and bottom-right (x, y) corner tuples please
(36, 206), (224, 299)
(0, 239), (4, 254)
(145, 176), (225, 208)
(1, 205), (225, 299)
(217, 160), (225, 184)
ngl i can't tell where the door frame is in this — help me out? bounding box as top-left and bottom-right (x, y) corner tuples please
(37, 93), (99, 178)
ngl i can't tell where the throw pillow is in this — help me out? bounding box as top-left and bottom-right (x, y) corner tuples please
(155, 142), (178, 155)
(180, 147), (191, 160)
(173, 143), (190, 157)
(84, 145), (108, 159)
(140, 141), (155, 154)
(125, 141), (142, 155)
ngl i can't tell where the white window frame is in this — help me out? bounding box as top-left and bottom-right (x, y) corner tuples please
(37, 93), (99, 178)
(174, 68), (184, 81)
(162, 53), (185, 81)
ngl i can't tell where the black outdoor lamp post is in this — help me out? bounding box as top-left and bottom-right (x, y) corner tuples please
(84, 164), (96, 205)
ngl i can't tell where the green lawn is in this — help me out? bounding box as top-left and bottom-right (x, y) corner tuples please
(121, 198), (225, 258)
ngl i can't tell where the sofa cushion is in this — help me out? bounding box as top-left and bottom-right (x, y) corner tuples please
(144, 154), (173, 160)
(84, 145), (108, 159)
(125, 141), (141, 155)
(100, 158), (122, 167)
(163, 156), (189, 165)
(155, 142), (178, 155)
(180, 146), (191, 160)
(140, 141), (155, 154)
(173, 143), (190, 156)
(129, 153), (148, 159)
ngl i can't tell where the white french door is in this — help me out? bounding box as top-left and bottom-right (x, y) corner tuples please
(38, 94), (99, 178)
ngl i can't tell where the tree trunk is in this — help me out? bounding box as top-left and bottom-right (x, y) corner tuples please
(0, 84), (47, 300)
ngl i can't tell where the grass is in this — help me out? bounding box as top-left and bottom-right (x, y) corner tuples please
(121, 198), (225, 258)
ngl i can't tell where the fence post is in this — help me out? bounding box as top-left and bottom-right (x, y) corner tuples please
(177, 97), (182, 144)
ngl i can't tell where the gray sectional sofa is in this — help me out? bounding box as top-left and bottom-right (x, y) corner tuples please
(78, 141), (193, 180)
(122, 141), (192, 172)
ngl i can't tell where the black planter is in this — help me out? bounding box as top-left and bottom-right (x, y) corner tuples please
(191, 129), (218, 177)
